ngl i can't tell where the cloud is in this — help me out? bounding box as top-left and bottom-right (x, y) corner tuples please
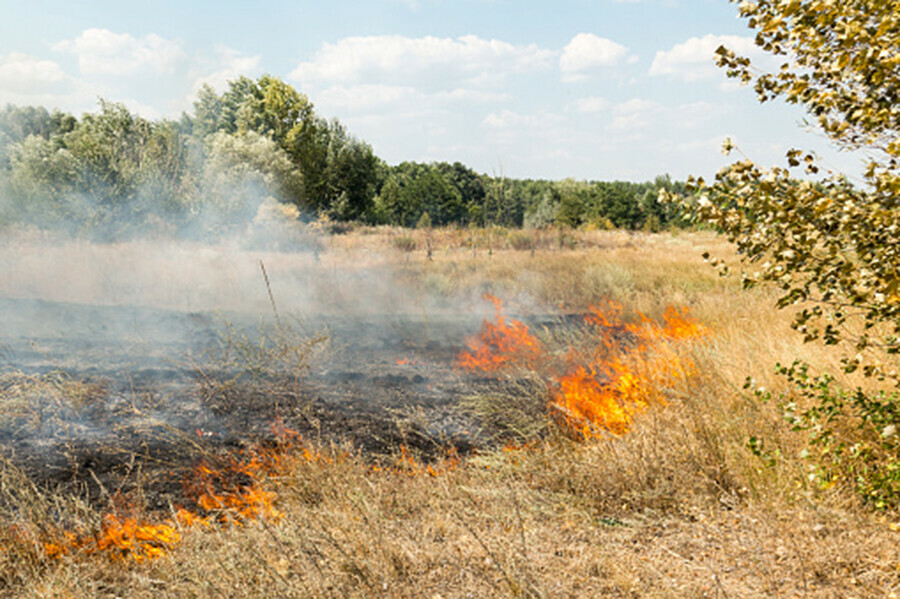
(289, 34), (555, 89)
(649, 33), (760, 82)
(574, 96), (609, 113)
(559, 33), (631, 82)
(316, 83), (508, 113)
(188, 45), (262, 97)
(605, 98), (660, 131)
(54, 28), (184, 76)
(0, 52), (102, 112)
(481, 109), (568, 140)
(0, 53), (66, 94)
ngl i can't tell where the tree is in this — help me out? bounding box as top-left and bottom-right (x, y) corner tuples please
(203, 130), (304, 214)
(253, 75), (314, 147)
(191, 84), (223, 139)
(63, 100), (154, 211)
(678, 0), (900, 507)
(683, 1), (900, 382)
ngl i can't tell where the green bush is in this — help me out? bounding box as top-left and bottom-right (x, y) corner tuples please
(392, 235), (417, 253)
(751, 361), (900, 509)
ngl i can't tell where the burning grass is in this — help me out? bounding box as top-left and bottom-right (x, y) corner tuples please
(458, 295), (708, 438)
(7, 423), (335, 567)
(0, 229), (898, 597)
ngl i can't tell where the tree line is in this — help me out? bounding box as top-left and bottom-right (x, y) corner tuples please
(0, 75), (686, 238)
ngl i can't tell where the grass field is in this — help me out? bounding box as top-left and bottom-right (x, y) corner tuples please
(0, 227), (897, 598)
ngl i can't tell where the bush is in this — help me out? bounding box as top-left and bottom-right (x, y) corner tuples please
(507, 231), (534, 251)
(751, 361), (900, 509)
(392, 235), (417, 253)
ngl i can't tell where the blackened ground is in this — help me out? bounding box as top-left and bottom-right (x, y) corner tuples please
(0, 297), (530, 509)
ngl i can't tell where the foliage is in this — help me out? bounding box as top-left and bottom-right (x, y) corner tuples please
(507, 231), (535, 251)
(751, 361), (900, 509)
(0, 75), (687, 232)
(677, 0), (900, 508)
(683, 1), (900, 383)
(392, 234), (417, 253)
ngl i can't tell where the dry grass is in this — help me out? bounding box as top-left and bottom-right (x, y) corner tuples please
(1, 227), (898, 597)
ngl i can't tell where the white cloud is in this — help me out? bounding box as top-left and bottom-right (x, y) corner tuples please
(480, 109), (568, 144)
(661, 134), (733, 154)
(188, 45), (261, 97)
(0, 53), (66, 94)
(54, 28), (184, 75)
(289, 34), (555, 89)
(481, 108), (566, 129)
(0, 52), (102, 112)
(607, 98), (660, 131)
(574, 96), (609, 113)
(559, 33), (631, 82)
(649, 33), (760, 82)
(614, 97), (659, 114)
(316, 84), (508, 113)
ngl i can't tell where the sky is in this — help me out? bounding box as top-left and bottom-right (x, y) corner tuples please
(0, 0), (864, 181)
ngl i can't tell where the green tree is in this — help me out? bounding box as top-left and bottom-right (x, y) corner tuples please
(254, 75), (314, 147)
(677, 0), (900, 507)
(217, 76), (262, 135)
(203, 130), (304, 214)
(63, 100), (154, 211)
(191, 84), (223, 139)
(689, 0), (900, 379)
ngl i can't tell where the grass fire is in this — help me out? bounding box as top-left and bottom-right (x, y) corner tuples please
(0, 229), (897, 597)
(459, 295), (708, 436)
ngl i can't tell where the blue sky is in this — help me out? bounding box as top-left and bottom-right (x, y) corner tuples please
(0, 0), (862, 181)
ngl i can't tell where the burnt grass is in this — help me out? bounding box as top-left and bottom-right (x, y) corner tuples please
(0, 297), (561, 513)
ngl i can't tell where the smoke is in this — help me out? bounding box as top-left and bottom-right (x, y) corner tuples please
(0, 131), (512, 493)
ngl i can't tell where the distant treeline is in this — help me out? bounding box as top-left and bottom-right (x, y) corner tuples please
(0, 75), (688, 238)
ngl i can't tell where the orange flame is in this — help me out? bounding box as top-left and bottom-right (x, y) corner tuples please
(42, 507), (184, 562)
(458, 298), (708, 437)
(40, 422), (330, 562)
(458, 295), (542, 373)
(371, 445), (460, 477)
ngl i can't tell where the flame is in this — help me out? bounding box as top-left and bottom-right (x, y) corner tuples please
(661, 306), (708, 340)
(371, 445), (460, 477)
(560, 304), (706, 436)
(39, 421), (328, 562)
(458, 298), (709, 437)
(396, 358), (419, 366)
(458, 295), (542, 373)
(94, 514), (182, 562)
(186, 459), (283, 525)
(42, 507), (184, 562)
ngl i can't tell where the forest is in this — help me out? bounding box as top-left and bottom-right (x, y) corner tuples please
(0, 76), (686, 239)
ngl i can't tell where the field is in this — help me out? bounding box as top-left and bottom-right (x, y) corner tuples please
(0, 226), (897, 597)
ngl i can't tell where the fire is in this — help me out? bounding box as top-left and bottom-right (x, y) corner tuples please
(370, 445), (460, 477)
(42, 507), (184, 562)
(94, 514), (182, 562)
(554, 361), (640, 436)
(40, 423), (322, 562)
(661, 306), (708, 340)
(457, 295), (542, 373)
(459, 297), (709, 437)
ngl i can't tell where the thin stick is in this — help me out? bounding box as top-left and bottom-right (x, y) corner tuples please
(259, 259), (282, 329)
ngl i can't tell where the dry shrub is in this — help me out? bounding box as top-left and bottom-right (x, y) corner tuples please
(189, 317), (328, 410)
(506, 231), (534, 251)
